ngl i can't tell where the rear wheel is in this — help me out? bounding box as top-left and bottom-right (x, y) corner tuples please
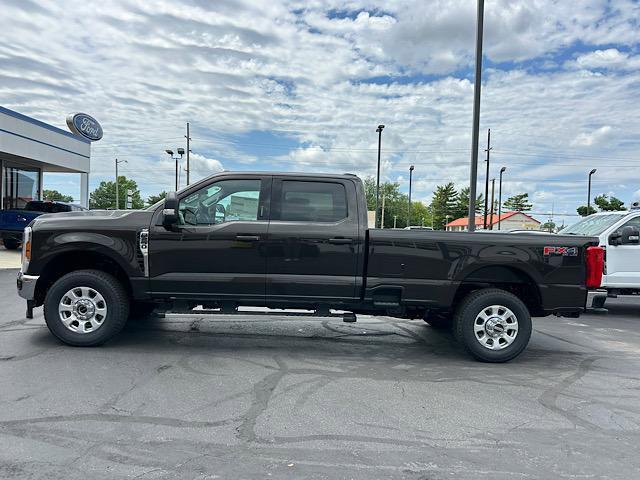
(453, 288), (532, 363)
(44, 270), (129, 346)
(3, 239), (19, 250)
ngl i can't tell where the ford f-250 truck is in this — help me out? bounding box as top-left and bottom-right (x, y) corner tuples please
(17, 172), (604, 362)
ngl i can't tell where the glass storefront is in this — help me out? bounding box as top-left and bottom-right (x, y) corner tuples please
(2, 164), (41, 210)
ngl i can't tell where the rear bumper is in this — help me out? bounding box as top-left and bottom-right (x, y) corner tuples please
(17, 271), (39, 301)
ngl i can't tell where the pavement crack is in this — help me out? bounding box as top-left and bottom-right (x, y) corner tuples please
(538, 356), (602, 430)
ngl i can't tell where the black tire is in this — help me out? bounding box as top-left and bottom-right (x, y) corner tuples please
(3, 239), (20, 250)
(129, 301), (156, 321)
(453, 288), (532, 363)
(43, 270), (129, 346)
(423, 312), (452, 330)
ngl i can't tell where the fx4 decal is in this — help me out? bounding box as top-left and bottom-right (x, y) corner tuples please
(543, 246), (578, 257)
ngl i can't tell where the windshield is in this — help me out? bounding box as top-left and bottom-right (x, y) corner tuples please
(562, 214), (625, 236)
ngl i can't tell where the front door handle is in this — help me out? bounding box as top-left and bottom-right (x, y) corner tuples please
(328, 238), (353, 245)
(236, 235), (261, 242)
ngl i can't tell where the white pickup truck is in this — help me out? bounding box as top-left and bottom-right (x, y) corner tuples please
(562, 204), (640, 308)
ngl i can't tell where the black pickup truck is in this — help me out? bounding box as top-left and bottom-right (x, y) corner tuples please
(17, 172), (604, 362)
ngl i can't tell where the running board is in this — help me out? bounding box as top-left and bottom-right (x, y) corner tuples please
(160, 306), (357, 323)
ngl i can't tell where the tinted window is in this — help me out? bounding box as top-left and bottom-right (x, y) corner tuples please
(280, 181), (347, 222)
(178, 179), (261, 225)
(25, 201), (71, 213)
(621, 216), (640, 229)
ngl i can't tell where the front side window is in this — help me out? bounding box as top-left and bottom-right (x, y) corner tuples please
(178, 179), (261, 225)
(280, 181), (347, 222)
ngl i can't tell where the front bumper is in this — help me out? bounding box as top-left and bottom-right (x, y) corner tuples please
(17, 271), (39, 301)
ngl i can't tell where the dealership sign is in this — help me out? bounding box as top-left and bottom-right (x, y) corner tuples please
(66, 112), (103, 141)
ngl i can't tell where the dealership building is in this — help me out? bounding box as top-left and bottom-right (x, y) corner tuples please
(0, 106), (91, 210)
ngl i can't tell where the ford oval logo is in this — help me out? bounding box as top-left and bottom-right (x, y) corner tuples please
(66, 113), (103, 141)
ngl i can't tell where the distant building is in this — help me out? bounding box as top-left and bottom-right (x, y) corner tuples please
(445, 212), (541, 232)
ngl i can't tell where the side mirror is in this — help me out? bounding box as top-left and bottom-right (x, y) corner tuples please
(620, 225), (640, 245)
(162, 192), (178, 228)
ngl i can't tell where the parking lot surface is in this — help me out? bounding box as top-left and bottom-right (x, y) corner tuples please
(1, 268), (640, 479)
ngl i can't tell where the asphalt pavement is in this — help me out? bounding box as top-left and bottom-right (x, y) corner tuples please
(1, 268), (639, 479)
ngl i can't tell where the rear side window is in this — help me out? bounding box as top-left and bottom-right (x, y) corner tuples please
(280, 181), (347, 222)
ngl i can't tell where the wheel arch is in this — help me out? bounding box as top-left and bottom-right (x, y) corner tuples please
(34, 249), (133, 307)
(453, 265), (543, 316)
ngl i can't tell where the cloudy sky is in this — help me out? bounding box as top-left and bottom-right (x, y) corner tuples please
(2, 0), (639, 224)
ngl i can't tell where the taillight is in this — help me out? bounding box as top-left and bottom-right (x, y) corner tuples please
(585, 246), (604, 289)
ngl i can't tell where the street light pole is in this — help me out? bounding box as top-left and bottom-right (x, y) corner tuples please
(498, 166), (506, 230)
(408, 165), (414, 227)
(467, 0), (485, 232)
(587, 168), (597, 216)
(115, 158), (127, 209)
(375, 124), (385, 228)
(489, 178), (495, 230)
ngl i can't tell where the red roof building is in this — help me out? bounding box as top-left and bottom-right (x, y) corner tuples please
(445, 212), (540, 231)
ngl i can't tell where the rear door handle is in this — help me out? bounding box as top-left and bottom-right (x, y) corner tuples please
(328, 238), (353, 245)
(236, 235), (261, 242)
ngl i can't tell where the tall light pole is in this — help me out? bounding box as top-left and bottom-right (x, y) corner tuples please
(467, 0), (486, 232)
(408, 165), (414, 227)
(375, 124), (385, 228)
(488, 178), (495, 230)
(498, 166), (506, 230)
(115, 158), (127, 209)
(587, 168), (597, 216)
(166, 149), (184, 191)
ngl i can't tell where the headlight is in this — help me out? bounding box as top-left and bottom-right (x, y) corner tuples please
(21, 226), (32, 272)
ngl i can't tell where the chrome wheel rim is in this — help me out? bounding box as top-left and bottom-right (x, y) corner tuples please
(473, 305), (518, 350)
(58, 286), (107, 334)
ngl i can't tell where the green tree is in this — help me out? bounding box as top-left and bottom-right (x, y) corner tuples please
(42, 189), (74, 202)
(90, 176), (144, 209)
(577, 205), (597, 216)
(363, 176), (432, 228)
(147, 191), (167, 206)
(453, 186), (484, 220)
(541, 220), (556, 232)
(431, 183), (458, 230)
(503, 193), (532, 212)
(594, 194), (626, 211)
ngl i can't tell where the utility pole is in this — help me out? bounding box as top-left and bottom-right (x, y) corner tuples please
(488, 178), (495, 230)
(483, 128), (492, 229)
(467, 0), (485, 232)
(375, 124), (385, 228)
(185, 123), (191, 185)
(408, 165), (414, 227)
(498, 166), (506, 230)
(115, 158), (127, 209)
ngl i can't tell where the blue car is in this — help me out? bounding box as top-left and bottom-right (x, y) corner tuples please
(0, 200), (86, 249)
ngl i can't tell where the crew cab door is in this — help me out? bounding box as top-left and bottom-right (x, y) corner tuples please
(148, 175), (271, 300)
(265, 177), (361, 303)
(606, 216), (640, 286)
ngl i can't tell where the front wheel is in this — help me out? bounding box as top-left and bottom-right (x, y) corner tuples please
(453, 288), (532, 363)
(43, 270), (129, 346)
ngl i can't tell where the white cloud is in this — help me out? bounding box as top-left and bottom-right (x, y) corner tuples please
(570, 126), (613, 147)
(569, 48), (640, 71)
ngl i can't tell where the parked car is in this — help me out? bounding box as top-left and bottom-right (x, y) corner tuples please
(404, 226), (434, 230)
(0, 200), (86, 249)
(17, 172), (603, 362)
(561, 205), (640, 308)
